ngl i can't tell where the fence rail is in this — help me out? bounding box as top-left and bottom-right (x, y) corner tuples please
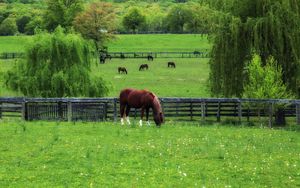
(1, 97), (300, 126)
(106, 51), (210, 58)
(0, 51), (210, 60)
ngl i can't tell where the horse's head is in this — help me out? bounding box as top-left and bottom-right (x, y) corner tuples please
(152, 95), (164, 126)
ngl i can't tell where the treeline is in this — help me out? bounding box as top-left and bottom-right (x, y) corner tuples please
(0, 0), (217, 36)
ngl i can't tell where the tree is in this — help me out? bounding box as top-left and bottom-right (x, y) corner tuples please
(243, 55), (292, 99)
(16, 15), (31, 33)
(209, 0), (300, 97)
(43, 0), (83, 31)
(165, 5), (191, 33)
(74, 2), (116, 53)
(243, 54), (293, 125)
(0, 17), (17, 36)
(5, 27), (108, 97)
(122, 8), (146, 33)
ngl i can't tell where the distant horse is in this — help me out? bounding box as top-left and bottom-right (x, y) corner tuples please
(147, 55), (154, 61)
(168, 62), (176, 68)
(119, 88), (164, 127)
(100, 54), (112, 63)
(100, 55), (106, 64)
(120, 53), (125, 59)
(118, 67), (127, 74)
(139, 64), (149, 71)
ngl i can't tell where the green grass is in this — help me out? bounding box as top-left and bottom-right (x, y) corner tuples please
(93, 58), (210, 97)
(0, 34), (210, 53)
(0, 121), (299, 187)
(0, 58), (211, 97)
(108, 34), (210, 52)
(0, 36), (32, 53)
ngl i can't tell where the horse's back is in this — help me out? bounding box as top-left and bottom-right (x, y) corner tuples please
(120, 88), (153, 108)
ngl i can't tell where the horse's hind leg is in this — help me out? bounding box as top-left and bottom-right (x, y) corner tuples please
(125, 106), (131, 125)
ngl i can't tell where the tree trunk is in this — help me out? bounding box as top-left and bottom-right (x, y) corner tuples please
(275, 108), (286, 126)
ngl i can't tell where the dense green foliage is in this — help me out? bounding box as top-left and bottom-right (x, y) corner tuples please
(43, 0), (83, 31)
(243, 54), (293, 99)
(0, 121), (299, 187)
(4, 27), (108, 97)
(122, 7), (146, 33)
(209, 0), (300, 97)
(74, 2), (116, 52)
(0, 0), (217, 35)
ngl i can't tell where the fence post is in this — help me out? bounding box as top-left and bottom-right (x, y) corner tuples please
(268, 102), (273, 128)
(22, 101), (26, 120)
(238, 102), (242, 123)
(113, 98), (117, 122)
(201, 101), (206, 122)
(296, 103), (300, 125)
(217, 102), (221, 122)
(67, 101), (72, 122)
(190, 102), (193, 120)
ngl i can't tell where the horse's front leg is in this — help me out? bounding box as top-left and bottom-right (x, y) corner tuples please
(120, 104), (126, 125)
(146, 108), (150, 126)
(139, 107), (145, 127)
(125, 105), (131, 125)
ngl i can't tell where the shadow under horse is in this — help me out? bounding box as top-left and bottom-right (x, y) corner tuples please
(139, 64), (149, 71)
(119, 88), (164, 127)
(168, 62), (176, 68)
(118, 67), (127, 74)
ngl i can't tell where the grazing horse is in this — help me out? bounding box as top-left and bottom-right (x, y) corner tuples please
(119, 88), (164, 127)
(147, 55), (154, 61)
(100, 56), (106, 64)
(168, 62), (176, 68)
(118, 67), (127, 74)
(139, 64), (149, 71)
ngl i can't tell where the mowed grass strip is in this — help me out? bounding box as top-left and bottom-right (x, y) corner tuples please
(0, 121), (299, 187)
(92, 58), (210, 97)
(0, 34), (210, 53)
(0, 36), (32, 53)
(108, 34), (210, 52)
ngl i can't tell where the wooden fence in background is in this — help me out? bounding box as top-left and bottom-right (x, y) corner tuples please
(1, 97), (300, 127)
(0, 52), (24, 59)
(0, 51), (210, 60)
(106, 51), (210, 58)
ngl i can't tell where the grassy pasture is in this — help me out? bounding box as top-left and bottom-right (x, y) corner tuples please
(0, 58), (210, 97)
(0, 121), (299, 187)
(108, 34), (210, 52)
(0, 36), (32, 53)
(93, 58), (210, 97)
(0, 34), (210, 53)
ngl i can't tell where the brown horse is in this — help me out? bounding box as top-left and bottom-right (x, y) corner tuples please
(168, 62), (176, 68)
(118, 67), (127, 74)
(139, 64), (149, 71)
(119, 88), (164, 127)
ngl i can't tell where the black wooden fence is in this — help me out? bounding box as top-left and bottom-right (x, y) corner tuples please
(1, 97), (300, 126)
(106, 51), (210, 58)
(0, 52), (24, 59)
(0, 51), (210, 60)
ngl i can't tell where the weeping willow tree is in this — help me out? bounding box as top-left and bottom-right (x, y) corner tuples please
(209, 0), (300, 97)
(5, 27), (108, 97)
